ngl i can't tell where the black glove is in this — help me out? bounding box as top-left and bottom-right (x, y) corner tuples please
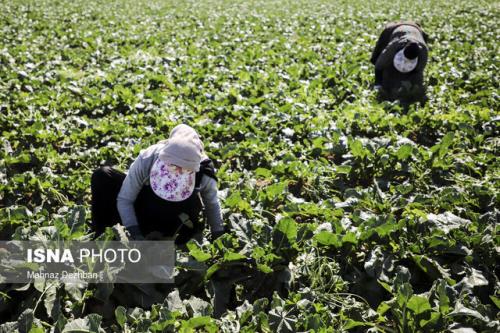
(126, 225), (144, 240)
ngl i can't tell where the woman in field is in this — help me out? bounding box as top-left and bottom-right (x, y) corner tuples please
(371, 21), (429, 104)
(90, 124), (224, 244)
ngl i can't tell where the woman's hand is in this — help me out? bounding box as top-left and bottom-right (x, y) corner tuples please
(126, 225), (145, 240)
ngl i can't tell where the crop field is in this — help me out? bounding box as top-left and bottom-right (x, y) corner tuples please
(0, 0), (499, 331)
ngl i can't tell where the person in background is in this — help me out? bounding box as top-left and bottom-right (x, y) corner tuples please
(371, 21), (429, 104)
(90, 124), (225, 244)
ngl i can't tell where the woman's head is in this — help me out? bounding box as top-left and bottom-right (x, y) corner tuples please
(159, 124), (204, 172)
(403, 42), (420, 60)
(393, 43), (419, 73)
(151, 124), (205, 201)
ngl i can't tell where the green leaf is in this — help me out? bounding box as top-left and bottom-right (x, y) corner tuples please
(396, 144), (413, 160)
(225, 192), (253, 214)
(205, 263), (221, 280)
(266, 182), (287, 199)
(426, 212), (471, 234)
(183, 316), (216, 330)
(438, 132), (455, 158)
(419, 311), (440, 329)
(62, 314), (104, 333)
(17, 309), (35, 333)
(115, 306), (127, 328)
(44, 281), (60, 319)
(341, 231), (357, 245)
(223, 252), (247, 261)
(55, 314), (68, 333)
(449, 302), (487, 322)
(344, 319), (372, 329)
(490, 296), (500, 309)
(64, 280), (86, 302)
(273, 217), (297, 245)
(236, 301), (253, 324)
(185, 297), (212, 317)
(336, 165), (352, 174)
(377, 302), (391, 315)
(67, 206), (86, 232)
(462, 268), (488, 288)
(269, 306), (297, 333)
(407, 295), (431, 314)
(412, 254), (450, 281)
(166, 290), (185, 313)
(257, 263), (273, 274)
(396, 282), (413, 307)
(374, 221), (397, 238)
(255, 168), (273, 178)
(436, 280), (451, 314)
(314, 231), (341, 247)
(189, 247), (212, 262)
(350, 139), (365, 158)
(378, 280), (392, 293)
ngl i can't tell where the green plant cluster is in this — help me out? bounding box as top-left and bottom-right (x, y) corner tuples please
(0, 0), (498, 332)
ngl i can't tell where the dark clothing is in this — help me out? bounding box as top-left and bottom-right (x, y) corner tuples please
(371, 21), (429, 103)
(90, 160), (216, 244)
(371, 22), (428, 66)
(90, 166), (126, 236)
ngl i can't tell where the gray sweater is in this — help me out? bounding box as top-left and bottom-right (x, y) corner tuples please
(116, 143), (223, 232)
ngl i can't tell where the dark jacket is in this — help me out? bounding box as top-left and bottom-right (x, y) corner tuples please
(371, 21), (429, 102)
(371, 22), (428, 66)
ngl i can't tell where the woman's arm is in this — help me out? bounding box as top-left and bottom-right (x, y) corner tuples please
(199, 175), (224, 234)
(371, 22), (398, 65)
(375, 38), (405, 71)
(116, 153), (149, 229)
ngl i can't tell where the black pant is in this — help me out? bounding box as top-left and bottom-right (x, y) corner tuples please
(90, 166), (126, 235)
(90, 166), (201, 243)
